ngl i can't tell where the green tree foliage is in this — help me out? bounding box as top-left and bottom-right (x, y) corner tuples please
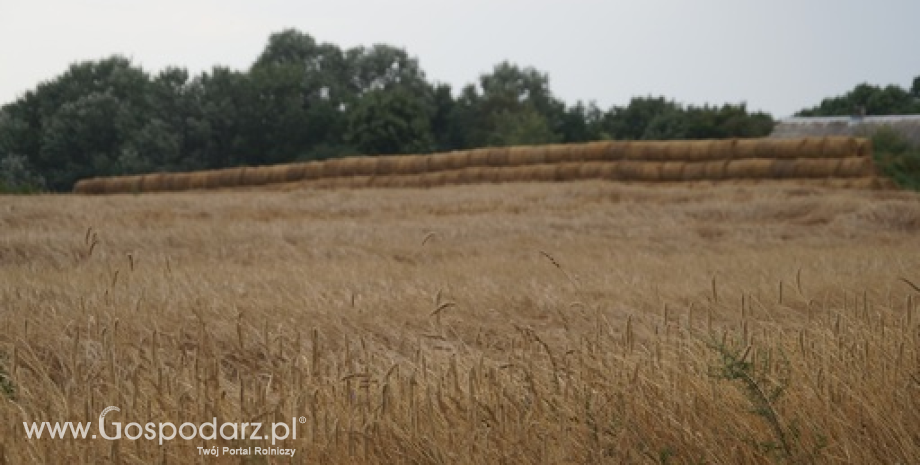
(797, 80), (920, 116)
(0, 27), (782, 192)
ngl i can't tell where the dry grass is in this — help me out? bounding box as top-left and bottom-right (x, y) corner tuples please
(2, 181), (919, 463)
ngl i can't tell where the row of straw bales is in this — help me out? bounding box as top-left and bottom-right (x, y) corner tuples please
(72, 136), (883, 194)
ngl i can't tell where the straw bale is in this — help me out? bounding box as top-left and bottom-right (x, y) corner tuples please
(545, 144), (574, 164)
(265, 165), (290, 184)
(446, 151), (472, 170)
(374, 156), (402, 176)
(422, 171), (447, 187)
(468, 149), (491, 167)
(605, 141), (631, 161)
(499, 166), (528, 183)
(582, 141), (613, 161)
(507, 146), (545, 165)
(617, 161), (662, 180)
(732, 139), (759, 159)
(202, 171), (223, 189)
(790, 159), (839, 178)
(624, 141), (668, 161)
(835, 157), (875, 177)
(73, 178), (104, 194)
(428, 153), (455, 172)
(686, 140), (717, 161)
(486, 147), (510, 166)
(681, 161), (708, 181)
(636, 162), (663, 181)
(440, 170), (464, 186)
(770, 159), (797, 178)
(400, 155), (429, 175)
(597, 163), (619, 181)
(333, 158), (362, 177)
(710, 139), (737, 160)
(702, 160), (729, 180)
(856, 138), (872, 157)
(456, 167), (484, 184)
(577, 162), (604, 180)
(479, 167), (502, 183)
(171, 173), (193, 191)
(139, 173), (166, 192)
(320, 159), (344, 177)
(821, 136), (859, 158)
(568, 144), (587, 162)
(282, 164), (307, 182)
(188, 172), (208, 190)
(660, 161), (686, 181)
(302, 162), (323, 180)
(554, 163), (582, 181)
(241, 167), (272, 186)
(725, 159), (774, 179)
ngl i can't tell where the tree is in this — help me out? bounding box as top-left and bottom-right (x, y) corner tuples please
(346, 87), (434, 155)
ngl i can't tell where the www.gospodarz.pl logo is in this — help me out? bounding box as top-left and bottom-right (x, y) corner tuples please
(24, 406), (305, 451)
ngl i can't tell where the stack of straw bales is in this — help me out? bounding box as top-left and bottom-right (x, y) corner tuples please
(72, 136), (888, 195)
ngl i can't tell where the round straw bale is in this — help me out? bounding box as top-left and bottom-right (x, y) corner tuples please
(554, 163), (582, 181)
(402, 155), (429, 175)
(661, 141), (689, 161)
(457, 167), (484, 184)
(702, 160), (729, 180)
(821, 136), (859, 158)
(616, 161), (646, 180)
(659, 161), (685, 181)
(139, 173), (166, 192)
(440, 169), (464, 186)
(446, 151), (472, 170)
(625, 141), (668, 161)
(710, 139), (737, 160)
(500, 166), (528, 183)
(302, 162), (323, 180)
(336, 158), (364, 177)
(202, 171), (223, 189)
(545, 144), (574, 164)
(188, 172), (208, 190)
(686, 140), (717, 162)
(468, 149), (491, 167)
(582, 141), (613, 162)
(578, 162), (607, 179)
(427, 153), (453, 172)
(790, 159), (839, 178)
(422, 171), (447, 187)
(605, 141), (631, 161)
(725, 159), (774, 179)
(241, 167), (271, 186)
(770, 159), (797, 178)
(265, 165), (290, 184)
(73, 178), (103, 194)
(855, 138), (872, 157)
(171, 173), (193, 191)
(636, 162), (664, 181)
(282, 164), (306, 182)
(681, 161), (708, 181)
(478, 167), (501, 183)
(374, 156), (401, 176)
(508, 146), (545, 165)
(732, 139), (759, 159)
(486, 147), (510, 166)
(836, 157), (875, 177)
(321, 158), (345, 177)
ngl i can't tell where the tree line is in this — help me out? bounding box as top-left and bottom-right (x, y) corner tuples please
(0, 28), (914, 192)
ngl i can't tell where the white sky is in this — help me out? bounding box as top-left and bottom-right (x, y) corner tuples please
(1, 0), (918, 117)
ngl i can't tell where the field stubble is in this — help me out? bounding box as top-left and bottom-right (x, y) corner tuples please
(1, 181), (919, 463)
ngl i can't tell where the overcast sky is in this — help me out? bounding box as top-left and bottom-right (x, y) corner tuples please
(1, 0), (917, 117)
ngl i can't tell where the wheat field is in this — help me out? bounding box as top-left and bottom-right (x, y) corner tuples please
(2, 180), (919, 464)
